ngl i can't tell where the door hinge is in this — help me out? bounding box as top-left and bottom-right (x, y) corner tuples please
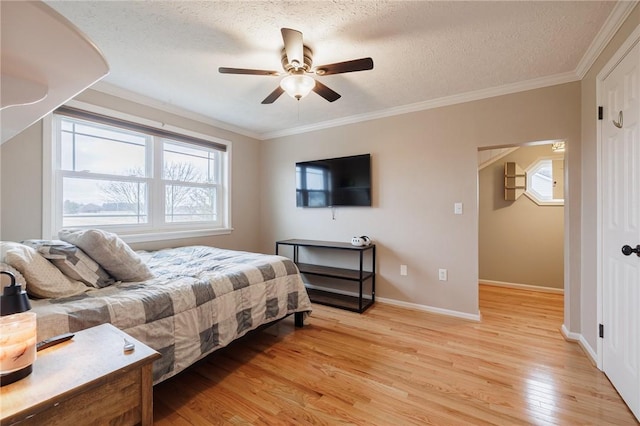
(599, 323), (604, 338)
(598, 106), (603, 120)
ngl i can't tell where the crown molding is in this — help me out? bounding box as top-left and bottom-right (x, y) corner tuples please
(89, 81), (262, 140)
(260, 71), (579, 140)
(90, 71), (578, 142)
(575, 0), (638, 78)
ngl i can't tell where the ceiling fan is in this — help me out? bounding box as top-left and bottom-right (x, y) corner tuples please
(219, 28), (374, 104)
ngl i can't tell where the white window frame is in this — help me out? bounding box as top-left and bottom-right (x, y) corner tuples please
(524, 155), (564, 206)
(43, 100), (232, 244)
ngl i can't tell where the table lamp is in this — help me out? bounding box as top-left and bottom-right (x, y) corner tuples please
(0, 270), (36, 386)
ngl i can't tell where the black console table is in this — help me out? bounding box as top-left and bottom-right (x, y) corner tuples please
(275, 239), (375, 313)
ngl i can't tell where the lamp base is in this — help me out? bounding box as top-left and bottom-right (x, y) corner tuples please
(0, 364), (32, 386)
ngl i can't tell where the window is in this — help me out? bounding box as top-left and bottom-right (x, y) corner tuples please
(163, 140), (219, 223)
(525, 157), (564, 206)
(47, 105), (230, 242)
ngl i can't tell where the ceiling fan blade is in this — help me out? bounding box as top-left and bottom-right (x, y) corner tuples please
(313, 80), (341, 102)
(315, 58), (374, 75)
(281, 28), (304, 67)
(261, 86), (285, 104)
(219, 67), (279, 76)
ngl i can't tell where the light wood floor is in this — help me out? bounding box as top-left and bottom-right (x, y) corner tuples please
(153, 285), (637, 425)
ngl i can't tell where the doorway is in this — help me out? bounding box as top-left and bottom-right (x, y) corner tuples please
(478, 142), (565, 293)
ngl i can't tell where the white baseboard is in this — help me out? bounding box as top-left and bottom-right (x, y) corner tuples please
(376, 297), (482, 322)
(561, 324), (598, 366)
(560, 324), (581, 341)
(480, 279), (564, 294)
(304, 283), (481, 322)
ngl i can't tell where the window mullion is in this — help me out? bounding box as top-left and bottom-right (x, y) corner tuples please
(151, 136), (164, 228)
(72, 122), (77, 171)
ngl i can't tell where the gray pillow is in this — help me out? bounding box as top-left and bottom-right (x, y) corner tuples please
(58, 229), (153, 282)
(22, 240), (115, 288)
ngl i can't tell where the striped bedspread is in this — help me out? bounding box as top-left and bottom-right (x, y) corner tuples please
(29, 246), (312, 383)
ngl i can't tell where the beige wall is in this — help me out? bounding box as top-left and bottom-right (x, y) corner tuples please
(579, 6), (640, 350)
(479, 145), (564, 289)
(260, 82), (581, 317)
(0, 122), (43, 241)
(0, 89), (263, 252)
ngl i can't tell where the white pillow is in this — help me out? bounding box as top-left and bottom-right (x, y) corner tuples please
(1, 242), (88, 299)
(58, 229), (153, 282)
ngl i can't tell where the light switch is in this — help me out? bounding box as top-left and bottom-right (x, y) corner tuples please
(439, 269), (448, 281)
(454, 202), (463, 215)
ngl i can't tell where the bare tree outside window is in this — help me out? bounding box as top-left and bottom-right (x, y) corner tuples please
(97, 162), (215, 223)
(163, 161), (215, 222)
(99, 183), (146, 223)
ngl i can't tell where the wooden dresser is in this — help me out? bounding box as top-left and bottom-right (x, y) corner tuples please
(0, 323), (160, 425)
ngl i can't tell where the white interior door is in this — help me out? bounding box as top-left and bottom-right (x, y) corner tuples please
(602, 41), (640, 421)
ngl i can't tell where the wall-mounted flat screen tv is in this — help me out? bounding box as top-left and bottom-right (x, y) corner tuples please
(296, 153), (371, 207)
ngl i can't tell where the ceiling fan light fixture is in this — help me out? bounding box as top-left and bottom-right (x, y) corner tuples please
(280, 74), (315, 100)
(220, 28), (373, 104)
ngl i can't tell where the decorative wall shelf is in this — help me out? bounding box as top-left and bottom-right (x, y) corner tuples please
(504, 162), (526, 201)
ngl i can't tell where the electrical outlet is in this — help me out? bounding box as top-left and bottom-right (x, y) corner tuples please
(438, 268), (448, 281)
(400, 264), (408, 276)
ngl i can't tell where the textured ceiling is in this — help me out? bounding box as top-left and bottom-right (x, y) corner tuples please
(45, 1), (618, 139)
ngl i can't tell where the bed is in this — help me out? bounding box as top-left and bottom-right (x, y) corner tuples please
(26, 245), (312, 384)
